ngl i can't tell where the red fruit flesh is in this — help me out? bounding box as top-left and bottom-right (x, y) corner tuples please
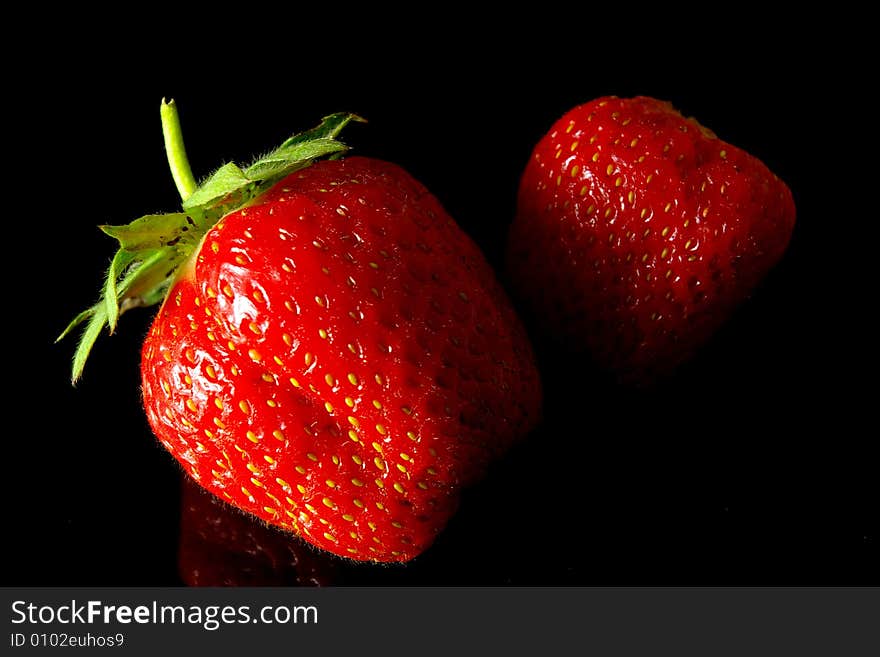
(142, 156), (541, 562)
(508, 96), (796, 380)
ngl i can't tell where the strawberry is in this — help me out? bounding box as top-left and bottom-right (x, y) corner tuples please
(508, 96), (796, 381)
(60, 100), (541, 562)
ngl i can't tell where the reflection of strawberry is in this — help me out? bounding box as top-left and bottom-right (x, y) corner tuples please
(61, 101), (541, 562)
(179, 476), (337, 586)
(509, 96), (796, 381)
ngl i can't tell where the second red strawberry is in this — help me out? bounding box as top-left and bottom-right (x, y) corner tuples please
(508, 96), (796, 382)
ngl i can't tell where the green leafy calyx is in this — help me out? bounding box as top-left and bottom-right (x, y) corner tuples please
(58, 99), (363, 383)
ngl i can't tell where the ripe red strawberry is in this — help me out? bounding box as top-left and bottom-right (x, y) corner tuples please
(60, 100), (541, 562)
(508, 96), (796, 381)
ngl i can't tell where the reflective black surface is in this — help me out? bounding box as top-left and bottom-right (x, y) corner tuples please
(9, 23), (875, 586)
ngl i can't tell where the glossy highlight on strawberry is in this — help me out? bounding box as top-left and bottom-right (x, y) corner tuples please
(508, 96), (796, 382)
(61, 101), (542, 564)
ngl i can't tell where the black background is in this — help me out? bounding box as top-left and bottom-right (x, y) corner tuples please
(7, 13), (875, 586)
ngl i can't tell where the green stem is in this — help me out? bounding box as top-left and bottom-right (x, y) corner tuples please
(160, 98), (198, 202)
